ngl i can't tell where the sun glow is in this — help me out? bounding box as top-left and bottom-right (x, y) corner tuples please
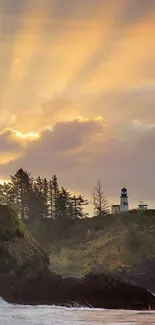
(0, 179), (9, 185)
(0, 152), (20, 164)
(13, 130), (40, 141)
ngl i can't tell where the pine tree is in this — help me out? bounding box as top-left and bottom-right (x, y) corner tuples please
(49, 180), (54, 219)
(0, 184), (5, 204)
(32, 181), (42, 218)
(42, 178), (49, 218)
(51, 175), (59, 219)
(93, 179), (109, 218)
(3, 182), (16, 207)
(0, 182), (19, 208)
(70, 195), (88, 219)
(33, 176), (45, 218)
(56, 187), (71, 221)
(0, 168), (90, 221)
(11, 168), (33, 219)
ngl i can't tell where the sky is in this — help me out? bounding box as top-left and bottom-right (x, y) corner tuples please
(0, 0), (155, 211)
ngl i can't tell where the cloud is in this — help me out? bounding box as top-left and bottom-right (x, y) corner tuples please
(118, 0), (155, 26)
(5, 0), (155, 22)
(0, 128), (40, 164)
(0, 118), (155, 206)
(1, 0), (155, 208)
(0, 129), (22, 152)
(88, 84), (155, 126)
(0, 116), (104, 173)
(0, 129), (24, 164)
(1, 0), (155, 122)
(9, 80), (155, 134)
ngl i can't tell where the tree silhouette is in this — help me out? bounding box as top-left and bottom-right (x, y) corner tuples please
(11, 169), (33, 219)
(0, 169), (89, 220)
(93, 179), (109, 218)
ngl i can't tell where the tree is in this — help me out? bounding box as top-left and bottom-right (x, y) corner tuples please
(0, 168), (90, 221)
(93, 179), (109, 218)
(70, 195), (88, 219)
(2, 182), (16, 207)
(50, 175), (59, 220)
(33, 176), (48, 218)
(31, 180), (42, 218)
(42, 178), (49, 218)
(56, 187), (71, 221)
(0, 184), (6, 204)
(49, 180), (54, 219)
(11, 168), (33, 219)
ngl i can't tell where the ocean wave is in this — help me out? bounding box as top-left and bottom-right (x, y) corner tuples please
(0, 297), (8, 305)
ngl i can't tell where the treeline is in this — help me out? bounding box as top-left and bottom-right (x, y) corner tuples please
(0, 169), (88, 220)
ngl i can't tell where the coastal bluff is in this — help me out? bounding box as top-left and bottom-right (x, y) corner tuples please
(0, 204), (155, 309)
(25, 210), (155, 292)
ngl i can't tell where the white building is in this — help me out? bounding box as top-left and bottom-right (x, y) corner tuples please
(111, 205), (120, 214)
(138, 201), (148, 210)
(120, 187), (129, 212)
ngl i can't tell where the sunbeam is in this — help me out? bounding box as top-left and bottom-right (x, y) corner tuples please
(0, 0), (155, 204)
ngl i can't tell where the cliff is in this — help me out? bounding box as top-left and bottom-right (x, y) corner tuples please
(0, 204), (155, 309)
(0, 204), (49, 302)
(25, 210), (155, 292)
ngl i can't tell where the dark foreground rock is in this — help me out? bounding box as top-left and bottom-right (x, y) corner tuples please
(114, 259), (155, 293)
(0, 205), (155, 309)
(1, 271), (155, 310)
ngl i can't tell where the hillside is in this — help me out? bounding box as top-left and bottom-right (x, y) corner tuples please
(25, 210), (155, 291)
(0, 204), (49, 302)
(0, 204), (155, 308)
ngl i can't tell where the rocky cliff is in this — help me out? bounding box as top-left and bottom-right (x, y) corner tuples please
(0, 204), (49, 302)
(0, 205), (155, 309)
(25, 210), (155, 292)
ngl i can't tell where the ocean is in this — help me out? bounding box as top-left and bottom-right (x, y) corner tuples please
(0, 297), (155, 325)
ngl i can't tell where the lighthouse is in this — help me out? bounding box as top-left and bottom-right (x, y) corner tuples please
(120, 187), (129, 212)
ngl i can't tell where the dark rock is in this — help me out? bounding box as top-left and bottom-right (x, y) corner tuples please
(1, 271), (155, 310)
(114, 259), (155, 293)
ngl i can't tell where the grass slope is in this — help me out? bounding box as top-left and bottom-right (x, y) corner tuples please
(25, 210), (155, 277)
(0, 204), (49, 277)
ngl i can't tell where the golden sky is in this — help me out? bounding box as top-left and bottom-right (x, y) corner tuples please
(0, 0), (155, 208)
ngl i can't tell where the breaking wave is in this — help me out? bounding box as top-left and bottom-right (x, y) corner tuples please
(0, 297), (8, 305)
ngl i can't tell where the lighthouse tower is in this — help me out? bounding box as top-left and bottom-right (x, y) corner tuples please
(120, 187), (129, 212)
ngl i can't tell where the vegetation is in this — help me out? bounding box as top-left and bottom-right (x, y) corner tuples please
(0, 169), (89, 220)
(0, 204), (154, 308)
(0, 169), (112, 222)
(1, 168), (155, 289)
(24, 210), (155, 277)
(0, 204), (49, 275)
(0, 204), (25, 241)
(93, 179), (110, 217)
